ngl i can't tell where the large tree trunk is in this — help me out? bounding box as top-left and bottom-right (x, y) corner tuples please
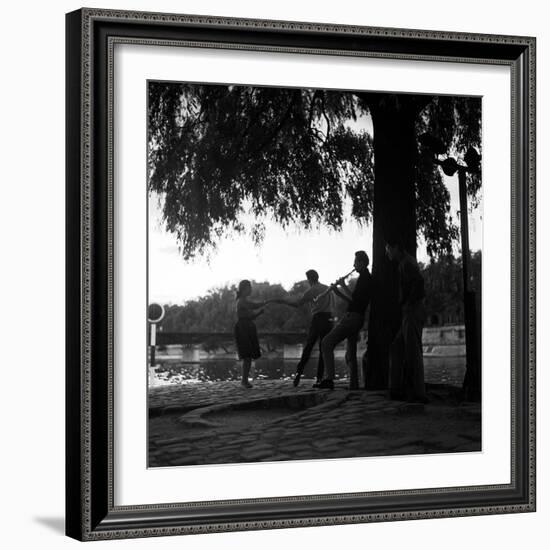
(361, 95), (419, 389)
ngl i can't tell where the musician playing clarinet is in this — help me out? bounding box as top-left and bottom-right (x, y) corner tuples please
(272, 270), (334, 387)
(317, 250), (373, 390)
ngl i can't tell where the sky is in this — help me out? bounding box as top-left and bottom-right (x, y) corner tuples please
(148, 172), (482, 304)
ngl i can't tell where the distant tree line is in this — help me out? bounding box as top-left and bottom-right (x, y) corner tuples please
(422, 250), (481, 326)
(159, 251), (481, 333)
(160, 280), (346, 334)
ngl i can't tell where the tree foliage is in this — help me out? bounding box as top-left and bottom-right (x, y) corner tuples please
(415, 96), (482, 256)
(160, 279), (351, 333)
(148, 82), (481, 260)
(159, 254), (481, 333)
(422, 251), (482, 325)
(149, 83), (373, 260)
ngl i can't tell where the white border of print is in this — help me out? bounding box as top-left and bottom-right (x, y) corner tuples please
(114, 43), (511, 506)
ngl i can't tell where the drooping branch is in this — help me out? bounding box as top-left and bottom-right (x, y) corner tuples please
(247, 92), (299, 158)
(148, 82), (480, 262)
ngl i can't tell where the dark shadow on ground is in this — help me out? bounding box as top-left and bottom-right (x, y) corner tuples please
(34, 517), (65, 535)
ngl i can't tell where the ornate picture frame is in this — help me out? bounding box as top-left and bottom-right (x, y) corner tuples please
(66, 8), (536, 541)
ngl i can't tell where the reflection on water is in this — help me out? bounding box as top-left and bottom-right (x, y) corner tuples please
(149, 356), (466, 388)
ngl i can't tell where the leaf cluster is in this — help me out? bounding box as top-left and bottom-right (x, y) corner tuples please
(148, 83), (373, 259)
(149, 83), (481, 261)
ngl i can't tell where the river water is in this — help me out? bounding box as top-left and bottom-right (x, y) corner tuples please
(150, 356), (466, 387)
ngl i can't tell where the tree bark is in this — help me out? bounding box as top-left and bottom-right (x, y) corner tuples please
(361, 95), (419, 389)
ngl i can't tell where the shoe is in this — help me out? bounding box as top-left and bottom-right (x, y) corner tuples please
(241, 380), (253, 388)
(316, 379), (334, 390)
(293, 373), (301, 387)
(312, 379), (322, 388)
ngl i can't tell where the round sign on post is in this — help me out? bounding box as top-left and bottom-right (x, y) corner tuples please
(148, 303), (165, 367)
(148, 303), (165, 324)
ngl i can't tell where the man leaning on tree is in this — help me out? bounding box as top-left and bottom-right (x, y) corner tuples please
(385, 238), (428, 403)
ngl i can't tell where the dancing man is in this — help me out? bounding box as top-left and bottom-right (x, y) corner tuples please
(274, 270), (334, 387)
(317, 250), (372, 390)
(385, 239), (428, 403)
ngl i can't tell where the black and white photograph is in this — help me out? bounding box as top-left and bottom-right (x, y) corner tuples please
(146, 81), (483, 468)
(0, 0), (539, 546)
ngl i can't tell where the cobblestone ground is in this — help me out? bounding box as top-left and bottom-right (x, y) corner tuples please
(149, 380), (481, 467)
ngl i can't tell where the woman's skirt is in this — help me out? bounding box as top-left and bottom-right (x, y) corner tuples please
(234, 318), (261, 360)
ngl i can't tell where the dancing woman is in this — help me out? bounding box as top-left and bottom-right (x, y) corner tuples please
(234, 280), (267, 388)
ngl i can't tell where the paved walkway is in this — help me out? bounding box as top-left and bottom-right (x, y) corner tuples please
(149, 380), (481, 467)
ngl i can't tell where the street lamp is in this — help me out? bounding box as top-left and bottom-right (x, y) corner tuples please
(419, 134), (481, 401)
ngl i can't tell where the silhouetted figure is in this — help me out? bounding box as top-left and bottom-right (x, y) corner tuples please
(385, 240), (428, 402)
(234, 280), (267, 388)
(318, 251), (372, 390)
(274, 269), (334, 387)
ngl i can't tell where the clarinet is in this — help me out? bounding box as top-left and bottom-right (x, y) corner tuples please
(313, 269), (356, 302)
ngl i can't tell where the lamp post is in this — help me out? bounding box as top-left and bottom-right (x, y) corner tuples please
(420, 135), (481, 401)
